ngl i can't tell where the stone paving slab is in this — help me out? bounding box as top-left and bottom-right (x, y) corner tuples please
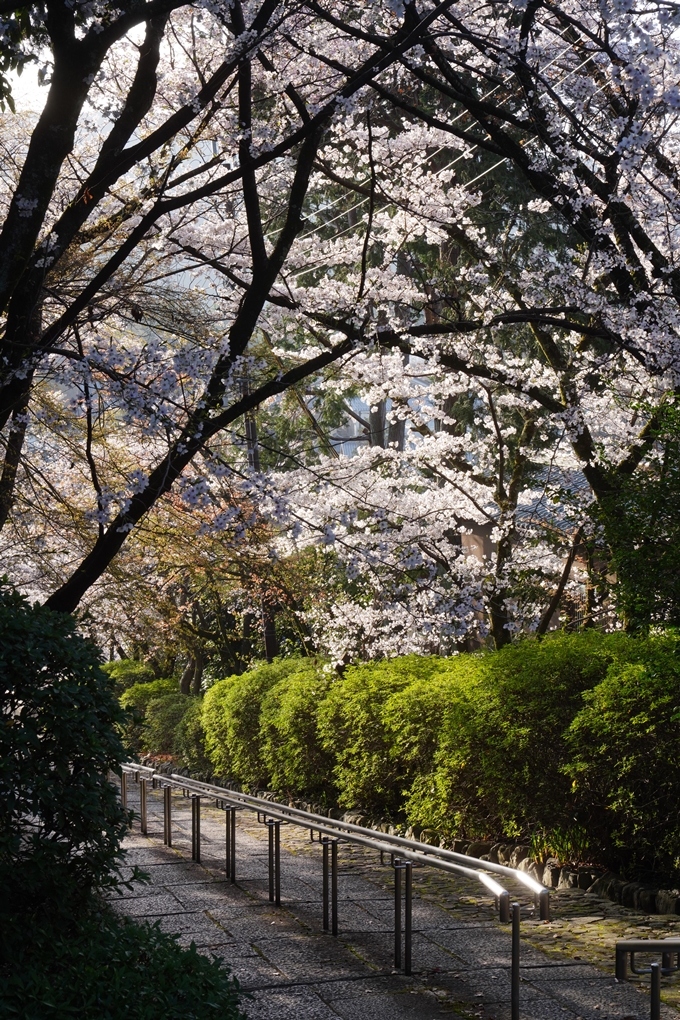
(111, 780), (680, 1020)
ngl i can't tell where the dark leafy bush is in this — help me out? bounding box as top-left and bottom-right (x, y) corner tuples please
(259, 660), (333, 800)
(565, 640), (680, 877)
(0, 586), (243, 1016)
(174, 697), (212, 776)
(595, 404), (680, 632)
(144, 692), (188, 756)
(120, 677), (178, 753)
(317, 656), (448, 816)
(121, 676), (178, 714)
(101, 658), (155, 695)
(0, 584), (130, 913)
(120, 677), (211, 773)
(203, 658), (316, 785)
(0, 904), (243, 1020)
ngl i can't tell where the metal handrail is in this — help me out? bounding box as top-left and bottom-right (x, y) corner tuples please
(119, 762), (538, 1013)
(615, 938), (680, 980)
(171, 772), (549, 900)
(615, 939), (680, 1020)
(174, 773), (508, 891)
(190, 776), (547, 896)
(120, 763), (549, 917)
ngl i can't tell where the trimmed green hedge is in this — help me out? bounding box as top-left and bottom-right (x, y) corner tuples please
(131, 636), (680, 878)
(317, 655), (450, 815)
(259, 660), (336, 799)
(203, 659), (324, 787)
(565, 646), (680, 876)
(406, 632), (631, 846)
(101, 659), (156, 695)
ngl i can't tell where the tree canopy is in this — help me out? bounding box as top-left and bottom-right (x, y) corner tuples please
(1, 0), (679, 661)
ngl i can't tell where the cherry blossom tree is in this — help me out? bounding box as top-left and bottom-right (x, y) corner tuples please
(2, 0), (680, 660)
(261, 0), (680, 653)
(0, 0), (449, 613)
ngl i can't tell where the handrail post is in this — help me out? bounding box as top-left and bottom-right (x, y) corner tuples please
(225, 806), (231, 877)
(120, 771), (127, 810)
(225, 806), (236, 882)
(394, 859), (403, 969)
(230, 807), (236, 882)
(267, 819), (275, 902)
(651, 962), (661, 1020)
(322, 837), (330, 931)
(275, 820), (281, 907)
(499, 890), (510, 923)
(163, 785), (172, 846)
(140, 778), (147, 835)
(511, 902), (520, 1020)
(616, 945), (627, 981)
(331, 839), (338, 937)
(404, 861), (412, 976)
(539, 888), (550, 921)
(191, 795), (201, 862)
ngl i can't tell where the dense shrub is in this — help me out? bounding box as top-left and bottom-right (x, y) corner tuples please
(120, 676), (179, 715)
(0, 584), (130, 913)
(565, 639), (680, 878)
(138, 634), (680, 876)
(120, 677), (178, 753)
(407, 632), (628, 842)
(259, 660), (334, 799)
(101, 658), (156, 695)
(144, 692), (189, 755)
(203, 658), (315, 786)
(317, 656), (449, 816)
(0, 904), (243, 1020)
(174, 697), (212, 776)
(120, 678), (211, 774)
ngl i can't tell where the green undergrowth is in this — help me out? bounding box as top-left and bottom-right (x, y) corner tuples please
(0, 582), (243, 1017)
(122, 632), (680, 880)
(0, 905), (243, 1020)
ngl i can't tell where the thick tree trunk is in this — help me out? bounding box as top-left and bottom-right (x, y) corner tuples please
(191, 648), (204, 696)
(488, 532), (514, 650)
(387, 416), (405, 450)
(0, 379), (32, 533)
(369, 400), (386, 448)
(179, 657), (194, 696)
(261, 596), (278, 662)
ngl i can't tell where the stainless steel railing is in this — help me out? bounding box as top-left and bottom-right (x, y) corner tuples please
(119, 761), (549, 1007)
(615, 939), (680, 1020)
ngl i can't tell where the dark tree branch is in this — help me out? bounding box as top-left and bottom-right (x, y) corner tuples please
(44, 339), (354, 613)
(232, 0), (268, 273)
(0, 377), (32, 533)
(536, 527), (584, 636)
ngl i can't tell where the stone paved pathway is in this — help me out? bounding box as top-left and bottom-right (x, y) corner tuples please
(112, 781), (680, 1020)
